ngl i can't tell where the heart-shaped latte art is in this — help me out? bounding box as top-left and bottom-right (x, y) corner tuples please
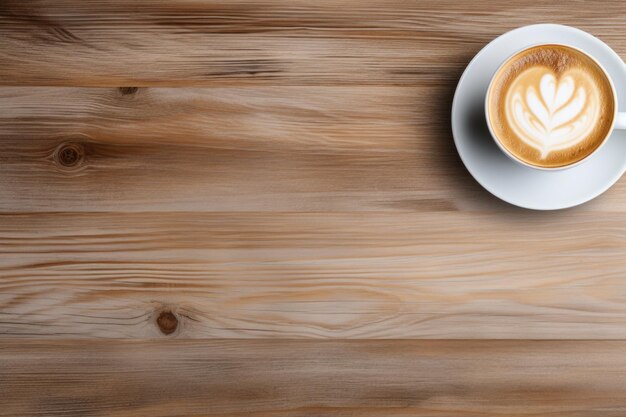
(505, 67), (600, 158)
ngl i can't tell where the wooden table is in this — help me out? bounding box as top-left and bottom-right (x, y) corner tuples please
(3, 1), (626, 415)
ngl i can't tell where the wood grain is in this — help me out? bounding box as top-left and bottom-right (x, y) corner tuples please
(3, 211), (626, 339)
(3, 340), (626, 416)
(4, 0), (626, 414)
(0, 85), (474, 213)
(2, 0), (626, 86)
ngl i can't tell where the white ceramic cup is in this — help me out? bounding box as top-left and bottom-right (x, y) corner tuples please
(485, 43), (626, 171)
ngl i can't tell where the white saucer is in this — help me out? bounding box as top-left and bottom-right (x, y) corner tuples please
(452, 24), (626, 210)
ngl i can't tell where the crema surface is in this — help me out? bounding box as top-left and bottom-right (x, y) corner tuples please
(487, 45), (615, 168)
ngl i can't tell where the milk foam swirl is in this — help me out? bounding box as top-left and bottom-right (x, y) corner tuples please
(505, 68), (600, 158)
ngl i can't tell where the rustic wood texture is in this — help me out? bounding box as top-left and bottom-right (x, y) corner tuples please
(2, 0), (626, 87)
(3, 0), (626, 415)
(3, 340), (626, 417)
(0, 85), (479, 213)
(3, 211), (626, 339)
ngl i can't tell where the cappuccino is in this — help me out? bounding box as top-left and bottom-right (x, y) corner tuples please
(487, 45), (615, 168)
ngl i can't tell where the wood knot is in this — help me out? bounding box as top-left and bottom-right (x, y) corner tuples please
(156, 311), (178, 335)
(54, 143), (84, 169)
(119, 87), (139, 95)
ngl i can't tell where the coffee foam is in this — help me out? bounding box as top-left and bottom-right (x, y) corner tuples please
(488, 45), (615, 168)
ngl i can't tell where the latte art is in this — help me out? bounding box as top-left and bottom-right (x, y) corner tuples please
(487, 45), (616, 168)
(506, 69), (600, 158)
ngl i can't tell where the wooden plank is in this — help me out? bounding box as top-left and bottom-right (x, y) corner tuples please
(3, 211), (626, 339)
(2, 0), (626, 86)
(1, 86), (625, 213)
(2, 339), (626, 416)
(0, 85), (489, 213)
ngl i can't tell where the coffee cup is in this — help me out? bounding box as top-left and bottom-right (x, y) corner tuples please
(485, 43), (626, 170)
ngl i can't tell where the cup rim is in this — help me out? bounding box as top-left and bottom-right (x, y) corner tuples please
(484, 42), (619, 171)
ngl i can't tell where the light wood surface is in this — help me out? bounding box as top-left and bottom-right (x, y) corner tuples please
(3, 0), (626, 87)
(3, 211), (626, 339)
(3, 0), (626, 415)
(4, 340), (626, 417)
